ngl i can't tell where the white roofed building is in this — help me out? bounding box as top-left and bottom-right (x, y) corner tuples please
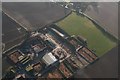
(42, 52), (57, 66)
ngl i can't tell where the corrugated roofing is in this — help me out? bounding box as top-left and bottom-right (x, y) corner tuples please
(42, 52), (57, 66)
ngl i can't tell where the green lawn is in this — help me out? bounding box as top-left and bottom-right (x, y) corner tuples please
(57, 12), (116, 57)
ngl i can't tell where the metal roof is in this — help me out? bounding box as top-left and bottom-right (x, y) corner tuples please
(42, 52), (57, 66)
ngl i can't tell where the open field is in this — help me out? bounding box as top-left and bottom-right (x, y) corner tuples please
(57, 12), (116, 57)
(3, 2), (71, 31)
(85, 2), (118, 39)
(2, 13), (26, 52)
(2, 2), (71, 51)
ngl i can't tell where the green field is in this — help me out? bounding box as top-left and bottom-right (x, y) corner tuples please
(57, 12), (116, 57)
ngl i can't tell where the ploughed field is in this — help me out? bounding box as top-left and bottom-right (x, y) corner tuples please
(2, 2), (71, 31)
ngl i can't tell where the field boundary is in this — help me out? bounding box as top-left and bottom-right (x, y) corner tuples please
(45, 9), (72, 28)
(79, 12), (119, 43)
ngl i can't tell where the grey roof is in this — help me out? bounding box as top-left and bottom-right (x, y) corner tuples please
(42, 52), (57, 66)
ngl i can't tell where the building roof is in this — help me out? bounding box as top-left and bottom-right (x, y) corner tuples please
(74, 46), (118, 78)
(42, 52), (57, 66)
(7, 50), (23, 63)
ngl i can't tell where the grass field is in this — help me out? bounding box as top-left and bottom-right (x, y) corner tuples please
(57, 12), (116, 57)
